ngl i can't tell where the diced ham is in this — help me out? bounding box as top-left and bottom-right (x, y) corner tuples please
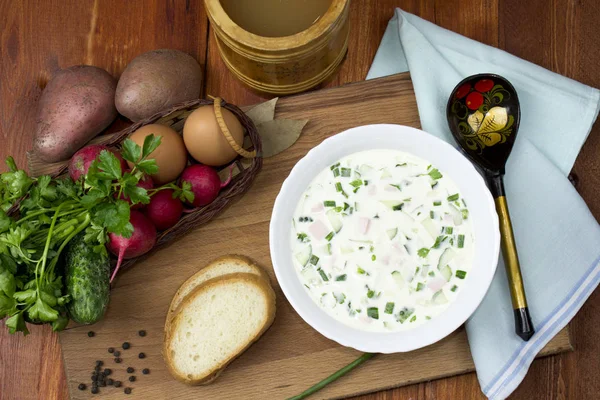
(309, 220), (329, 240)
(311, 203), (325, 213)
(428, 278), (446, 292)
(358, 217), (370, 235)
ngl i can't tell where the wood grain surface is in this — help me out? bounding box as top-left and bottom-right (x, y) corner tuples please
(1, 0), (599, 399)
(58, 73), (572, 400)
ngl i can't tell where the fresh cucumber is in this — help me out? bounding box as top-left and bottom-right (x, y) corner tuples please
(295, 245), (312, 267)
(439, 265), (452, 282)
(380, 200), (404, 211)
(437, 248), (456, 269)
(386, 228), (398, 240)
(421, 218), (439, 239)
(391, 270), (404, 288)
(432, 290), (449, 305)
(326, 209), (343, 233)
(65, 233), (110, 324)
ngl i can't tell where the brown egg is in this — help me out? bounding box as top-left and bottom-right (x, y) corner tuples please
(127, 124), (187, 185)
(182, 105), (244, 166)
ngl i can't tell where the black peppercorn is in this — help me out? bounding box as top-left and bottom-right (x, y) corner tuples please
(138, 330), (146, 337)
(114, 357), (122, 363)
(124, 387), (132, 394)
(107, 378), (114, 386)
(87, 331), (95, 338)
(122, 342), (131, 350)
(138, 352), (146, 359)
(108, 347), (114, 353)
(142, 368), (150, 375)
(99, 381), (106, 387)
(95, 360), (103, 367)
(78, 383), (86, 391)
(128, 376), (136, 382)
(103, 368), (112, 376)
(91, 375), (98, 381)
(126, 367), (134, 373)
(114, 381), (122, 388)
(91, 387), (99, 394)
(113, 350), (121, 357)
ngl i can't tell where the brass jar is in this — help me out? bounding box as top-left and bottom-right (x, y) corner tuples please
(204, 0), (350, 95)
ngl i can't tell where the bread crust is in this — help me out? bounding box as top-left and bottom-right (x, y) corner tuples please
(165, 254), (271, 333)
(163, 273), (276, 385)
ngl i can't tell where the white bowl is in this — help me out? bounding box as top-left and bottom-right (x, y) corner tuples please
(269, 124), (500, 353)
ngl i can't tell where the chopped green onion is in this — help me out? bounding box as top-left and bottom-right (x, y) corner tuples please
(425, 316), (432, 320)
(309, 255), (319, 265)
(325, 231), (335, 241)
(371, 254), (376, 261)
(392, 203), (404, 211)
(417, 248), (430, 258)
(462, 209), (469, 219)
(335, 182), (348, 198)
(396, 307), (414, 323)
(384, 302), (395, 314)
(341, 168), (351, 177)
(324, 200), (336, 207)
(366, 289), (375, 298)
(457, 234), (465, 248)
(445, 227), (454, 234)
(432, 235), (447, 249)
(330, 162), (340, 170)
(343, 202), (350, 211)
(396, 163), (407, 167)
(416, 282), (425, 291)
(428, 168), (443, 180)
(431, 182), (439, 189)
(367, 307), (379, 319)
(349, 179), (363, 188)
(297, 233), (310, 243)
(428, 271), (435, 277)
(403, 197), (412, 202)
(332, 168), (340, 177)
(410, 315), (417, 323)
(456, 270), (467, 279)
(357, 266), (366, 274)
(430, 211), (435, 219)
(336, 274), (347, 281)
(364, 180), (369, 186)
(433, 201), (442, 206)
(318, 268), (329, 281)
(447, 193), (460, 202)
(389, 184), (402, 191)
(451, 284), (458, 292)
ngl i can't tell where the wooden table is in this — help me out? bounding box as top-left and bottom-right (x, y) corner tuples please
(1, 1), (599, 399)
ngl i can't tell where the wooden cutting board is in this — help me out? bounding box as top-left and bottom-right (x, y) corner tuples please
(59, 73), (572, 399)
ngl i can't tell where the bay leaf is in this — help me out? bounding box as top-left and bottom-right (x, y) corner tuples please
(257, 119), (309, 158)
(245, 98), (278, 125)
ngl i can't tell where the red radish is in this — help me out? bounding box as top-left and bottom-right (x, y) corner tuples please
(180, 164), (232, 207)
(69, 144), (128, 181)
(107, 211), (157, 283)
(144, 189), (183, 230)
(119, 174), (154, 209)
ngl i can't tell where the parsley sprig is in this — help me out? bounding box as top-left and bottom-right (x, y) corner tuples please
(0, 135), (193, 335)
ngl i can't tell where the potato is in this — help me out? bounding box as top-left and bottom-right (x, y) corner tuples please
(115, 49), (203, 122)
(33, 65), (117, 163)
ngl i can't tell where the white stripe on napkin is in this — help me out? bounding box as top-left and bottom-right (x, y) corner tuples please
(486, 254), (600, 399)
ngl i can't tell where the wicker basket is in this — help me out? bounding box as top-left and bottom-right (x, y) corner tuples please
(26, 98), (262, 272)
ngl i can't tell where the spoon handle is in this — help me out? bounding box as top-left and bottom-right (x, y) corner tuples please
(489, 175), (535, 341)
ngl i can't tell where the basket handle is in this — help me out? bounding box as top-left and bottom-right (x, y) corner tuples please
(214, 98), (256, 159)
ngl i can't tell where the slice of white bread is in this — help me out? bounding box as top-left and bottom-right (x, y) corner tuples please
(165, 255), (270, 333)
(164, 273), (276, 385)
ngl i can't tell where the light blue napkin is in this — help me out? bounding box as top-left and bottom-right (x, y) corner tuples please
(367, 9), (600, 400)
